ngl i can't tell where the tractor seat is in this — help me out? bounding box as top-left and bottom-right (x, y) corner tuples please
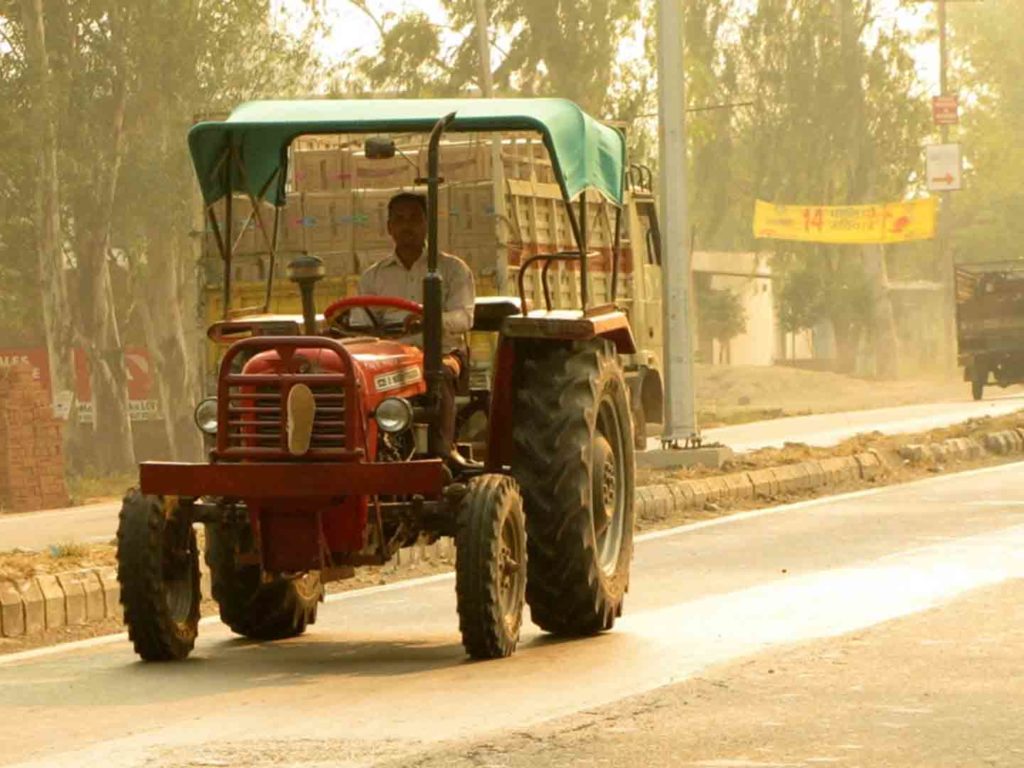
(472, 296), (522, 332)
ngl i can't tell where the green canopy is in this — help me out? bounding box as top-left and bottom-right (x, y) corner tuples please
(188, 98), (625, 207)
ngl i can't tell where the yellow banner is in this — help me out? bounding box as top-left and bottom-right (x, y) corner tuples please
(753, 198), (937, 244)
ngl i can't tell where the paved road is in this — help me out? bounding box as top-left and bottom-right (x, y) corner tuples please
(4, 396), (1022, 552)
(3, 462), (1024, 767)
(407, 578), (1024, 768)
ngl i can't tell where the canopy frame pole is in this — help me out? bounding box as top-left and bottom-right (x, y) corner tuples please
(564, 197), (588, 311)
(222, 144), (234, 320)
(232, 160), (281, 314)
(611, 205), (623, 305)
(205, 205), (227, 268)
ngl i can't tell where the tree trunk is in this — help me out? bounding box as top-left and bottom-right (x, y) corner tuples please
(20, 0), (79, 441)
(138, 233), (203, 461)
(862, 244), (900, 379)
(74, 35), (136, 475)
(77, 232), (136, 473)
(832, 318), (860, 374)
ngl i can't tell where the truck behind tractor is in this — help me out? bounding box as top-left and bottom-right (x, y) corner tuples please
(117, 99), (639, 661)
(956, 261), (1024, 401)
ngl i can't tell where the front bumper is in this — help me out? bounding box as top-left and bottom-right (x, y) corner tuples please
(139, 459), (445, 499)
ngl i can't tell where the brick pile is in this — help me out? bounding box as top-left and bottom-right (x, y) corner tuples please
(0, 363), (69, 512)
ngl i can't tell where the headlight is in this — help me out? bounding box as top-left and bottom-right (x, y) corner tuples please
(375, 397), (413, 433)
(193, 397), (218, 435)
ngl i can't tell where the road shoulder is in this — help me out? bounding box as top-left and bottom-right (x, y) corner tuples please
(396, 578), (1024, 768)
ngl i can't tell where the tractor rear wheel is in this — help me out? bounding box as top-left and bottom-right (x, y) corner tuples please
(117, 490), (200, 661)
(455, 474), (527, 659)
(512, 339), (635, 635)
(204, 521), (322, 641)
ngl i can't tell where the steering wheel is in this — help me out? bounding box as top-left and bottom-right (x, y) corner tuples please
(323, 296), (424, 339)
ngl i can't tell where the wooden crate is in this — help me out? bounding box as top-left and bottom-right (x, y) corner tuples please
(448, 181), (502, 248)
(292, 149), (351, 191)
(351, 152), (420, 190)
(302, 192), (355, 254)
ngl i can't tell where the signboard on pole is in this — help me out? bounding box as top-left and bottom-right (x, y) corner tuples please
(932, 95), (959, 126)
(752, 198), (937, 244)
(926, 143), (963, 192)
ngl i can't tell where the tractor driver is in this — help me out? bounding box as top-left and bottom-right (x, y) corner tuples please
(358, 192), (475, 454)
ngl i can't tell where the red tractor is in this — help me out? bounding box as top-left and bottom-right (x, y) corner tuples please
(117, 100), (637, 660)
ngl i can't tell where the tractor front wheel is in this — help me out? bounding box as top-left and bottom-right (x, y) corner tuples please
(455, 474), (527, 659)
(204, 521), (321, 641)
(117, 490), (200, 661)
(513, 340), (636, 636)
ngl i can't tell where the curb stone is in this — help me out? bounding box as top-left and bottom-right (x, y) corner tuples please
(55, 573), (88, 626)
(0, 581), (25, 637)
(3, 426), (1022, 639)
(633, 430), (1020, 528)
(35, 574), (65, 629)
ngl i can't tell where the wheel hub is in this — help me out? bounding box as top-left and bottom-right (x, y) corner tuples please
(498, 516), (524, 631)
(592, 436), (617, 538)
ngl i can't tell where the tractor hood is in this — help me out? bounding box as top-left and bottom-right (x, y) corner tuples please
(240, 337), (426, 403)
(344, 339), (427, 400)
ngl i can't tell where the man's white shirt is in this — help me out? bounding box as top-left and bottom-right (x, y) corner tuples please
(358, 251), (475, 352)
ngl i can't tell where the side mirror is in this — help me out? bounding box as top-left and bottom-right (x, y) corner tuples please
(365, 136), (397, 159)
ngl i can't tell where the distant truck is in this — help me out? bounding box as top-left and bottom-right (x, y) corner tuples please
(955, 262), (1024, 400)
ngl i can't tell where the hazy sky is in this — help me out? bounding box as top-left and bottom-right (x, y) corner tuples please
(274, 0), (939, 96)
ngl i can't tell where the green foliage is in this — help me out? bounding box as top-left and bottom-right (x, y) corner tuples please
(0, 0), (325, 347)
(725, 0), (928, 358)
(950, 0), (1024, 263)
(697, 284), (747, 345)
(341, 0), (641, 114)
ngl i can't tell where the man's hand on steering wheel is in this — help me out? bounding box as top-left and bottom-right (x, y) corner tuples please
(403, 314), (423, 335)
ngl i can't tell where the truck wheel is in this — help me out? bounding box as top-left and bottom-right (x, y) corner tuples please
(204, 521), (322, 641)
(455, 474), (527, 659)
(117, 490), (200, 661)
(512, 339), (636, 635)
(972, 367), (986, 401)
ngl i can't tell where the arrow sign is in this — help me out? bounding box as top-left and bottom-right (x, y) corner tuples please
(926, 143), (963, 192)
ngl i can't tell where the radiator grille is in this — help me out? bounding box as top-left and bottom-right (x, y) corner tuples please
(221, 379), (349, 460)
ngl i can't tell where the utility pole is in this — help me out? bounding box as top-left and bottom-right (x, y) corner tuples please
(657, 0), (699, 447)
(936, 0), (957, 373)
(473, 0), (494, 98)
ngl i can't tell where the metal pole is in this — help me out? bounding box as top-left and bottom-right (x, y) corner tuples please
(657, 0), (698, 446)
(937, 0), (957, 373)
(474, 0), (494, 98)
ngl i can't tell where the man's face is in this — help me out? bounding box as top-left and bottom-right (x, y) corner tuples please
(387, 199), (427, 255)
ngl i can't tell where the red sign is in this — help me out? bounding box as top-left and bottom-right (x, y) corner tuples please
(0, 347), (159, 422)
(0, 349), (51, 387)
(932, 95), (959, 126)
(73, 347), (155, 402)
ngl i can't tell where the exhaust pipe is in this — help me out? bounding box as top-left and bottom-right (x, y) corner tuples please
(286, 255), (326, 334)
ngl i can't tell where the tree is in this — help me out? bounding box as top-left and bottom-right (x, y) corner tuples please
(341, 0), (641, 114)
(730, 0), (926, 372)
(14, 0), (77, 436)
(950, 0), (1024, 263)
(696, 282), (747, 364)
(1, 0), (326, 472)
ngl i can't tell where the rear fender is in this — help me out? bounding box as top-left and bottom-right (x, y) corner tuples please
(500, 309), (637, 354)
